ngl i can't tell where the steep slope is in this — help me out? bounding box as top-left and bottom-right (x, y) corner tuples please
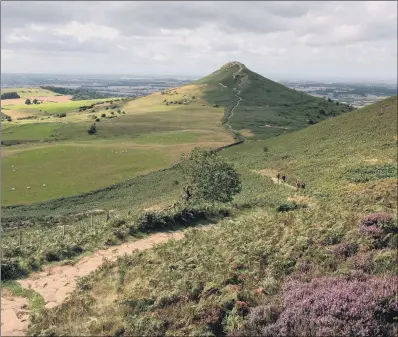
(196, 61), (353, 139)
(28, 98), (397, 336)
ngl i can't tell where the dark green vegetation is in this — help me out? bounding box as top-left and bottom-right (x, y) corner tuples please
(40, 86), (126, 100)
(195, 61), (353, 139)
(23, 96), (397, 336)
(179, 148), (242, 203)
(1, 91), (20, 99)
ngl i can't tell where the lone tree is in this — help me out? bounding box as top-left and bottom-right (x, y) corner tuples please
(32, 98), (38, 104)
(25, 98), (31, 105)
(87, 123), (97, 135)
(178, 147), (241, 203)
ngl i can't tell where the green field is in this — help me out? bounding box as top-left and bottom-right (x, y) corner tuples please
(2, 98), (113, 115)
(16, 96), (397, 336)
(1, 85), (232, 205)
(0, 87), (58, 98)
(2, 144), (176, 205)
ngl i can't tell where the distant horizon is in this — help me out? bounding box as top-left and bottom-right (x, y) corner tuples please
(1, 71), (397, 85)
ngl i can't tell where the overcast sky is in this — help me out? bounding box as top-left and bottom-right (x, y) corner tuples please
(1, 1), (397, 81)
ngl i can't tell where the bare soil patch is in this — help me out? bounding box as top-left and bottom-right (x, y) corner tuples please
(1, 291), (29, 337)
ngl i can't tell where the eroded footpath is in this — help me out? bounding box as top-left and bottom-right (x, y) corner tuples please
(1, 225), (213, 336)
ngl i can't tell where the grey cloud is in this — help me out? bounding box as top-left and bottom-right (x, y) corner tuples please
(1, 1), (396, 81)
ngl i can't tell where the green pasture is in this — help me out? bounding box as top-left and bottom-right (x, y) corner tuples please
(1, 144), (174, 205)
(2, 98), (113, 115)
(0, 87), (57, 98)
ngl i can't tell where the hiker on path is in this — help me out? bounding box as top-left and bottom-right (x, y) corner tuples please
(276, 173), (281, 183)
(282, 175), (286, 183)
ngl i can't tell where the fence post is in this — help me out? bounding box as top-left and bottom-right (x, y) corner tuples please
(106, 211), (109, 224)
(63, 225), (65, 236)
(19, 229), (22, 246)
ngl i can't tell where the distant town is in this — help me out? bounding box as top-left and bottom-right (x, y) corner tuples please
(1, 73), (396, 108)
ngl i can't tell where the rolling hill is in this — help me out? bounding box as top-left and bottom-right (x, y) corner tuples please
(195, 61), (353, 139)
(7, 95), (397, 336)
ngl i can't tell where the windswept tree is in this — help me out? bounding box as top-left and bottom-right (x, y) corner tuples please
(25, 98), (31, 105)
(178, 147), (242, 203)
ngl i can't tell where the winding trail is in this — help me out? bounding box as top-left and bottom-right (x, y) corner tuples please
(221, 62), (245, 136)
(1, 224), (213, 337)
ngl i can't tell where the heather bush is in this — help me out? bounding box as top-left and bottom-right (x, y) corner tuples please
(358, 213), (397, 248)
(234, 275), (398, 337)
(359, 213), (396, 233)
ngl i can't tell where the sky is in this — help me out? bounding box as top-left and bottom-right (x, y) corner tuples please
(1, 1), (397, 81)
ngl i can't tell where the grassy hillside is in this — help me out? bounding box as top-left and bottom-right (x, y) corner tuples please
(1, 62), (353, 206)
(1, 85), (232, 205)
(27, 97), (397, 336)
(196, 61), (353, 139)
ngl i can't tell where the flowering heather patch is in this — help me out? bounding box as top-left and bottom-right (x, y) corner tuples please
(233, 275), (398, 337)
(360, 212), (393, 227)
(359, 224), (384, 237)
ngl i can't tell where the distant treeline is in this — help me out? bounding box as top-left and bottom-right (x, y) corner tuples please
(1, 92), (21, 100)
(40, 86), (125, 101)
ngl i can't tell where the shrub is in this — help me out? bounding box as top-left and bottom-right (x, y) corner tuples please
(111, 111), (115, 115)
(263, 146), (268, 153)
(101, 113), (106, 118)
(234, 275), (398, 337)
(106, 107), (109, 110)
(276, 202), (300, 212)
(58, 112), (67, 118)
(95, 118), (100, 122)
(87, 124), (97, 135)
(25, 98), (31, 105)
(178, 147), (242, 203)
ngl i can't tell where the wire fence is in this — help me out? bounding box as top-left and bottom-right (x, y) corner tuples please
(1, 210), (113, 247)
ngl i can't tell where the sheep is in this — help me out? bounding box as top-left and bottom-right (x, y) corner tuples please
(43, 184), (46, 187)
(11, 188), (15, 191)
(27, 186), (31, 189)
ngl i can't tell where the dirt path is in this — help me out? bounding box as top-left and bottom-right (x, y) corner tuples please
(1, 290), (29, 337)
(255, 169), (296, 189)
(1, 224), (213, 337)
(225, 63), (244, 135)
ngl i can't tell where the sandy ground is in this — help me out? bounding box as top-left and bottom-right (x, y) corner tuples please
(1, 224), (213, 336)
(1, 290), (29, 337)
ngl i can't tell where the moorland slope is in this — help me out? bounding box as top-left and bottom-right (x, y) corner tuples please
(24, 97), (397, 336)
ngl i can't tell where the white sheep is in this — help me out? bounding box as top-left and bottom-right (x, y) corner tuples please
(27, 186), (31, 189)
(11, 188), (15, 191)
(43, 184), (46, 187)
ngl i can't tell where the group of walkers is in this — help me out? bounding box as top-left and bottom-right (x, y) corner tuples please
(276, 172), (305, 191)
